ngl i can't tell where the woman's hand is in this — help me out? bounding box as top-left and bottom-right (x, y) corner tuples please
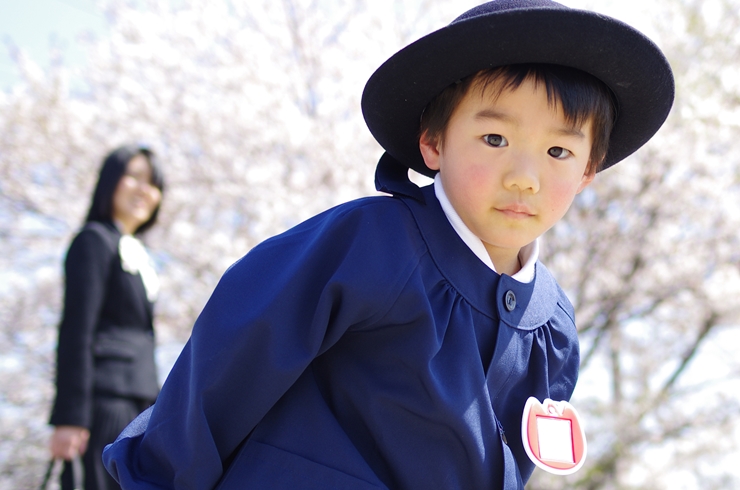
(50, 425), (90, 460)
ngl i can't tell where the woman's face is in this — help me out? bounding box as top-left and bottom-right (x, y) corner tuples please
(112, 154), (162, 234)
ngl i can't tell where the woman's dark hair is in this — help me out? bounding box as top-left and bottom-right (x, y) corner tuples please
(85, 145), (165, 234)
(419, 64), (617, 174)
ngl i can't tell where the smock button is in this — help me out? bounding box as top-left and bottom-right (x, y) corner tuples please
(504, 290), (516, 312)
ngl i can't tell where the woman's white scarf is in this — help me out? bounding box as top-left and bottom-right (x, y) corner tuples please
(118, 235), (160, 302)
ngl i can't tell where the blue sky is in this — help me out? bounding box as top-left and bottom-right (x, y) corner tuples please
(0, 0), (107, 91)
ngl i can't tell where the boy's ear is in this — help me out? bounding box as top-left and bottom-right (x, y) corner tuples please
(419, 131), (441, 171)
(576, 170), (596, 194)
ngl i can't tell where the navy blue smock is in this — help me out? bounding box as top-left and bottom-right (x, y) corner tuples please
(103, 183), (580, 489)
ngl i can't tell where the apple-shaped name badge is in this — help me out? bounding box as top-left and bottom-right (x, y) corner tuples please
(521, 397), (586, 475)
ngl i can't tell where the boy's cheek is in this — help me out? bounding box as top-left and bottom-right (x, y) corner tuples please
(552, 188), (583, 214)
(465, 166), (493, 185)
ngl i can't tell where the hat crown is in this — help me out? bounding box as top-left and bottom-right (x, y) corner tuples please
(453, 0), (567, 24)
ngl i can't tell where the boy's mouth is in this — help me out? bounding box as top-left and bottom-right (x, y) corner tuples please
(496, 204), (535, 218)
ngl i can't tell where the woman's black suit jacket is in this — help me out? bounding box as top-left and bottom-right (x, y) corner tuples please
(50, 221), (159, 428)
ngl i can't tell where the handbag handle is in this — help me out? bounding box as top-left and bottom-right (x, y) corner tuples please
(39, 455), (83, 490)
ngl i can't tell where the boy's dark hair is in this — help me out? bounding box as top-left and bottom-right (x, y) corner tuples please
(419, 64), (617, 175)
(85, 144), (165, 234)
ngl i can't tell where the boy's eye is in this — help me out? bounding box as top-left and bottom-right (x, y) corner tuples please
(548, 147), (572, 159)
(484, 134), (508, 147)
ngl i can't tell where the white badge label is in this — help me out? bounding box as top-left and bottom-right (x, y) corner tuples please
(521, 397), (587, 475)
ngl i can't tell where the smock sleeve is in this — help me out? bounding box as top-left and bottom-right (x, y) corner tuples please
(104, 199), (422, 489)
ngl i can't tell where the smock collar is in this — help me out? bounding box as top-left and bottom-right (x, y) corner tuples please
(401, 184), (560, 330)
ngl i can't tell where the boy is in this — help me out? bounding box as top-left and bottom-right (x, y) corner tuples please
(104, 1), (674, 488)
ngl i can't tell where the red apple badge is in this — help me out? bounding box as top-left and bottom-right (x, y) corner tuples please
(521, 397), (587, 475)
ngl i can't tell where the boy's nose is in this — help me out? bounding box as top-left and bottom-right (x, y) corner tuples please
(502, 153), (540, 194)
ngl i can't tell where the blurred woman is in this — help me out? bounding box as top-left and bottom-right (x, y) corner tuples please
(49, 145), (165, 490)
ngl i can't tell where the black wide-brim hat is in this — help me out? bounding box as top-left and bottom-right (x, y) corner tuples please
(362, 0), (675, 177)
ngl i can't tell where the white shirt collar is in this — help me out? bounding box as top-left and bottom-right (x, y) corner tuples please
(433, 174), (538, 283)
(118, 234), (160, 302)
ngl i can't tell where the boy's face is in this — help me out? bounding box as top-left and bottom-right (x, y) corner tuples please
(420, 77), (594, 266)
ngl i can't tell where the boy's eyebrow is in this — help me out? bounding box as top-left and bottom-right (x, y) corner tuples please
(552, 126), (586, 139)
(475, 108), (512, 123)
(474, 108), (586, 139)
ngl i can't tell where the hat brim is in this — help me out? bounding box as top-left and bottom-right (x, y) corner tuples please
(361, 7), (675, 176)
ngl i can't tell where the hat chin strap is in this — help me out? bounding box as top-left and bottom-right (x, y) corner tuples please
(375, 152), (427, 203)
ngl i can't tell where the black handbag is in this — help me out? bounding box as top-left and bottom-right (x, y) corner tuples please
(39, 455), (83, 490)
